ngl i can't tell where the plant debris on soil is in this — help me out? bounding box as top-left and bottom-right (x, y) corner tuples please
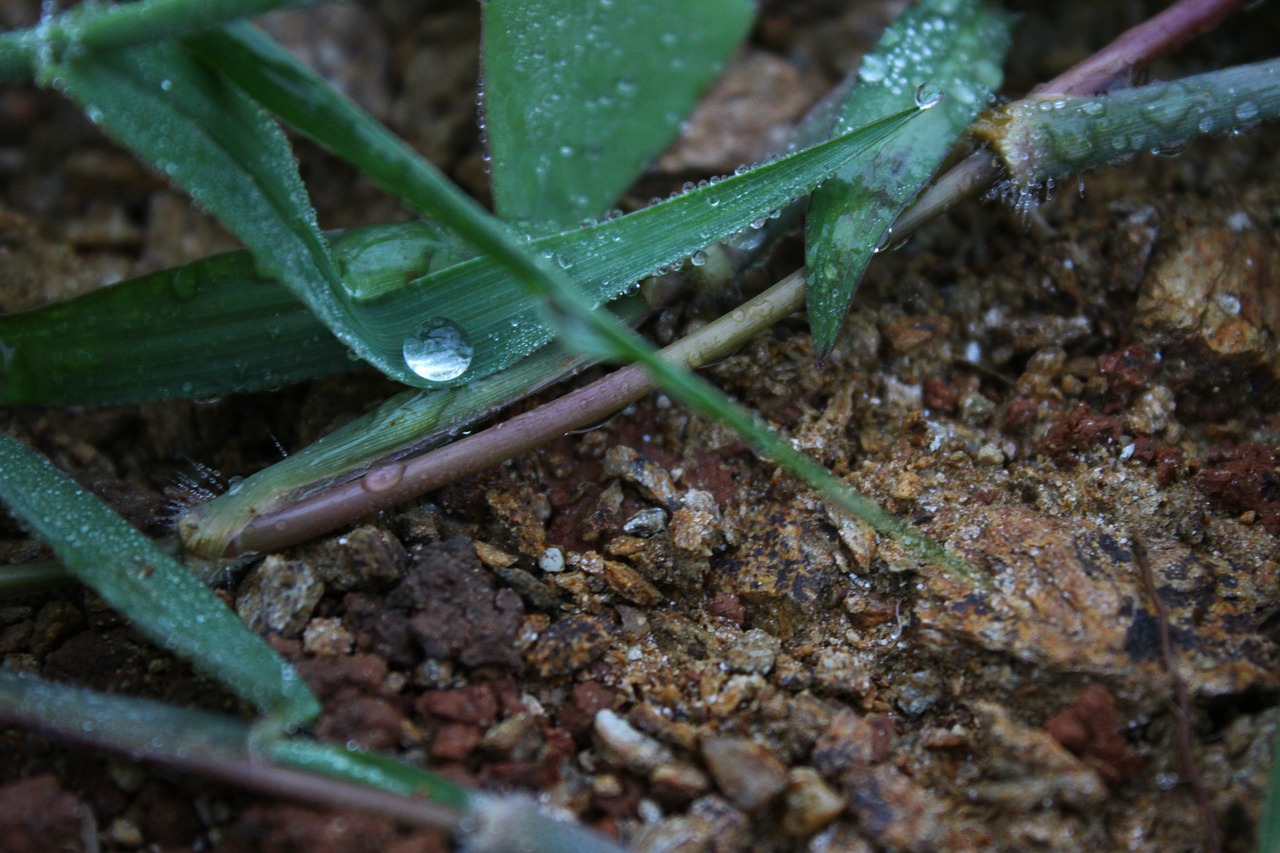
(2, 1), (1279, 851)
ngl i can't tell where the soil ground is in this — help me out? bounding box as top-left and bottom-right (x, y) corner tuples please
(2, 1), (1279, 851)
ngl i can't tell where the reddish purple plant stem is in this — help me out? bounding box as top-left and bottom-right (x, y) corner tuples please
(1132, 534), (1222, 853)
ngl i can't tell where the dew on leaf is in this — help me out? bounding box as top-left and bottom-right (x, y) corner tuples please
(1236, 101), (1259, 121)
(402, 317), (473, 381)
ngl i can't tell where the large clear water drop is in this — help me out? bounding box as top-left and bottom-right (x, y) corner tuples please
(403, 317), (473, 381)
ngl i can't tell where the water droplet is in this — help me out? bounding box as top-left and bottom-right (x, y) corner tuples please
(362, 462), (406, 494)
(913, 83), (943, 109)
(1198, 115), (1217, 133)
(873, 226), (895, 253)
(1080, 100), (1105, 117)
(690, 250), (708, 267)
(1235, 101), (1259, 121)
(403, 318), (473, 381)
(159, 78), (173, 92)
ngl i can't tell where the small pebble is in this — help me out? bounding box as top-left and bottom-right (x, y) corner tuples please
(700, 735), (788, 811)
(595, 709), (674, 774)
(538, 546), (565, 573)
(302, 617), (353, 656)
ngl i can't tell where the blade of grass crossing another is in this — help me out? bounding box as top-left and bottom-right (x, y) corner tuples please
(352, 106), (928, 387)
(188, 25), (926, 388)
(42, 39), (423, 381)
(0, 433), (320, 724)
(805, 0), (1012, 356)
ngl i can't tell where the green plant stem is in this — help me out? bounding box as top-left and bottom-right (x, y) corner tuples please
(0, 0), (324, 83)
(0, 559), (71, 597)
(994, 58), (1280, 186)
(901, 0), (1253, 230)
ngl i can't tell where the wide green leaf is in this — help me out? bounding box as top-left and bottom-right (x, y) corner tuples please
(0, 433), (319, 723)
(481, 0), (755, 232)
(0, 223), (446, 405)
(805, 0), (1011, 356)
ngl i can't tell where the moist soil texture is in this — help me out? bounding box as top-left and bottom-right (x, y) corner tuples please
(2, 1), (1280, 851)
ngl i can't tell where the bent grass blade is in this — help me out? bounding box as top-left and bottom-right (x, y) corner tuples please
(191, 23), (924, 387)
(0, 433), (320, 722)
(0, 671), (627, 851)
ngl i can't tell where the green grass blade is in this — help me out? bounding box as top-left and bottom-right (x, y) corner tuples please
(0, 223), (448, 405)
(266, 739), (472, 809)
(0, 671), (626, 851)
(0, 247), (343, 405)
(481, 0), (754, 232)
(0, 671), (469, 828)
(45, 39), (435, 386)
(365, 106), (924, 388)
(0, 433), (319, 723)
(0, 669), (253, 760)
(0, 0), (322, 84)
(805, 0), (1012, 357)
(187, 24), (918, 388)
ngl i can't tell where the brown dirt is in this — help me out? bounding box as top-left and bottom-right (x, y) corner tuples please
(3, 1), (1280, 851)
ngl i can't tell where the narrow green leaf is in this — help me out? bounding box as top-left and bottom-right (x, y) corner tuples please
(0, 0), (323, 84)
(481, 0), (755, 232)
(805, 0), (1012, 356)
(0, 669), (252, 761)
(267, 739), (472, 809)
(180, 325), (597, 556)
(0, 433), (319, 722)
(0, 670), (469, 820)
(0, 223), (446, 405)
(366, 105), (924, 387)
(0, 671), (625, 852)
(47, 39), (429, 385)
(190, 24), (918, 388)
